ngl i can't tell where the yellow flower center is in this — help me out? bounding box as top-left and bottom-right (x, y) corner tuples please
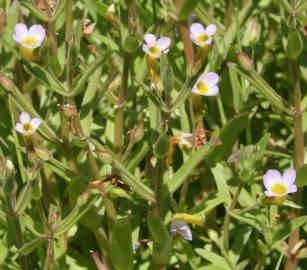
(196, 34), (209, 45)
(196, 81), (209, 94)
(22, 37), (38, 46)
(23, 123), (33, 132)
(271, 183), (288, 195)
(149, 46), (161, 55)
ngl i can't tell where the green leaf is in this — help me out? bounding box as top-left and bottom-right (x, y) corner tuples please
(190, 196), (225, 215)
(110, 218), (134, 270)
(153, 135), (171, 158)
(148, 216), (172, 266)
(22, 61), (68, 96)
(123, 35), (139, 52)
(72, 55), (108, 96)
(165, 136), (218, 195)
(271, 216), (307, 249)
(18, 238), (46, 256)
(2, 1), (19, 47)
(178, 0), (199, 20)
(286, 29), (303, 59)
(80, 68), (101, 137)
(208, 113), (249, 163)
(296, 164), (307, 187)
(229, 228), (252, 264)
(195, 249), (232, 270)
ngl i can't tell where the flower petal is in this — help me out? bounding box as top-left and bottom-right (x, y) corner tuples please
(19, 112), (30, 124)
(282, 169), (296, 186)
(204, 37), (213, 45)
(15, 23), (28, 40)
(28, 24), (46, 43)
(156, 37), (171, 51)
(204, 72), (219, 86)
(142, 44), (150, 54)
(264, 190), (275, 197)
(30, 118), (42, 130)
(182, 226), (192, 241)
(15, 123), (24, 134)
(263, 169), (282, 190)
(190, 23), (205, 37)
(206, 85), (219, 96)
(144, 33), (156, 46)
(288, 184), (297, 194)
(205, 24), (217, 36)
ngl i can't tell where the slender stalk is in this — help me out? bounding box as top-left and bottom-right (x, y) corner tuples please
(223, 181), (244, 250)
(225, 0), (233, 30)
(153, 158), (164, 217)
(114, 52), (130, 155)
(285, 59), (304, 270)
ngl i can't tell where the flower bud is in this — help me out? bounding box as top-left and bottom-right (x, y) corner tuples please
(236, 52), (254, 71)
(0, 73), (15, 93)
(208, 229), (219, 242)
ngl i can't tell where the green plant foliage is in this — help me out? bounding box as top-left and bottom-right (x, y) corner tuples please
(0, 0), (307, 269)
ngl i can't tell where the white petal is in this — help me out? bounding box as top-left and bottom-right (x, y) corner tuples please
(15, 23), (28, 40)
(163, 48), (170, 54)
(156, 37), (171, 51)
(13, 34), (22, 43)
(205, 24), (217, 36)
(30, 118), (41, 130)
(181, 133), (193, 138)
(190, 35), (201, 46)
(15, 123), (24, 134)
(282, 169), (296, 186)
(190, 23), (205, 36)
(204, 37), (213, 45)
(191, 85), (201, 95)
(288, 184), (297, 193)
(142, 44), (150, 54)
(264, 190), (275, 197)
(144, 34), (156, 46)
(28, 24), (46, 43)
(204, 72), (219, 86)
(19, 112), (30, 124)
(263, 169), (282, 190)
(206, 85), (219, 96)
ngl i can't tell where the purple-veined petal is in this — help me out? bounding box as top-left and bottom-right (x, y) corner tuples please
(204, 72), (219, 86)
(263, 169), (282, 190)
(15, 123), (24, 134)
(156, 37), (171, 51)
(205, 24), (217, 36)
(282, 169), (296, 186)
(19, 112), (30, 124)
(190, 23), (205, 37)
(144, 33), (156, 46)
(15, 23), (28, 40)
(30, 118), (42, 130)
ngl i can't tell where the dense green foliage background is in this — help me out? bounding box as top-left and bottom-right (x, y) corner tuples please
(1, 0), (307, 269)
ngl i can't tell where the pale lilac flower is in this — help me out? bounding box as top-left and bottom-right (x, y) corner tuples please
(192, 72), (219, 96)
(15, 112), (41, 136)
(13, 23), (46, 49)
(189, 23), (216, 47)
(263, 169), (297, 197)
(170, 220), (192, 241)
(142, 34), (171, 59)
(174, 133), (193, 148)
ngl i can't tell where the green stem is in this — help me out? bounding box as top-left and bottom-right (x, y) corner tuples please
(255, 253), (267, 270)
(223, 181), (244, 250)
(153, 159), (165, 217)
(216, 95), (227, 125)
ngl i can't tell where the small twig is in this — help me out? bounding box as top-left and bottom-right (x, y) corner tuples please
(90, 251), (108, 270)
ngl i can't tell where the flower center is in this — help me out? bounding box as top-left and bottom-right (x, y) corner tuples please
(196, 34), (209, 45)
(22, 37), (38, 46)
(23, 123), (33, 132)
(271, 183), (288, 195)
(149, 46), (161, 55)
(196, 81), (209, 94)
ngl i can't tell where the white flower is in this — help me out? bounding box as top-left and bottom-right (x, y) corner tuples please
(142, 34), (171, 59)
(13, 23), (46, 49)
(263, 169), (297, 197)
(170, 220), (192, 241)
(190, 23), (216, 47)
(192, 72), (219, 96)
(15, 112), (41, 136)
(174, 133), (193, 148)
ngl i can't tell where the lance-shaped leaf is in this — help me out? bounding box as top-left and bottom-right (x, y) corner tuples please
(164, 136), (218, 195)
(22, 61), (68, 96)
(178, 0), (199, 20)
(110, 218), (134, 270)
(195, 249), (232, 270)
(227, 63), (293, 115)
(54, 194), (98, 237)
(148, 216), (172, 266)
(18, 237), (47, 256)
(190, 196), (225, 215)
